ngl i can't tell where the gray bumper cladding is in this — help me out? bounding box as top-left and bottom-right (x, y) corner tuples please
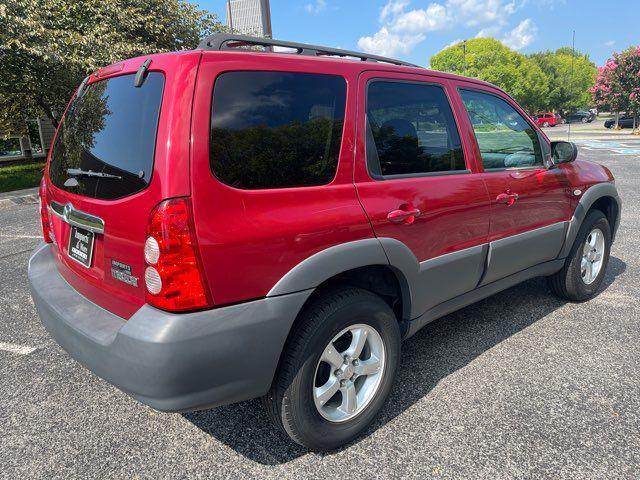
(27, 244), (312, 412)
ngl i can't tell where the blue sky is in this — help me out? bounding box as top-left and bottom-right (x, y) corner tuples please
(200, 0), (639, 67)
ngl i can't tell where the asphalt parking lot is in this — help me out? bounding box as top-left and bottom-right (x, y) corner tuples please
(1, 126), (639, 479)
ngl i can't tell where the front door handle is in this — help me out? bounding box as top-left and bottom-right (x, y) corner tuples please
(387, 207), (421, 224)
(496, 191), (519, 206)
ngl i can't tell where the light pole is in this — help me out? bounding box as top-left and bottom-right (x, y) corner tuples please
(462, 40), (467, 76)
(568, 30), (575, 141)
(227, 0), (234, 33)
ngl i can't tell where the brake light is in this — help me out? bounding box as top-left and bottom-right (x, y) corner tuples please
(144, 198), (212, 312)
(39, 177), (52, 244)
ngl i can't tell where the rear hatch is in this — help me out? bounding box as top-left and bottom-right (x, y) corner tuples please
(43, 53), (199, 319)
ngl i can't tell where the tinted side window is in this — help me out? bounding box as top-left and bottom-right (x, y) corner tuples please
(210, 71), (346, 189)
(366, 81), (465, 177)
(459, 89), (543, 170)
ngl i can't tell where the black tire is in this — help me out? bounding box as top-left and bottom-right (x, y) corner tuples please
(263, 287), (401, 451)
(548, 210), (611, 301)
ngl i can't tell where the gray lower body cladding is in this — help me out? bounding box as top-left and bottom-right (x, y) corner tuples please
(28, 243), (312, 412)
(480, 221), (568, 286)
(405, 258), (564, 338)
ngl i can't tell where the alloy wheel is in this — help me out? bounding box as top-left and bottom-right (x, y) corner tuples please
(581, 228), (605, 284)
(313, 324), (385, 423)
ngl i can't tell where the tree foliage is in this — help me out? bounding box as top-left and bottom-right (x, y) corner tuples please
(528, 48), (597, 113)
(591, 46), (640, 129)
(430, 38), (549, 113)
(0, 0), (224, 134)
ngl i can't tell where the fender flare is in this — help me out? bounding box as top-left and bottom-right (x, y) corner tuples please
(560, 182), (622, 258)
(266, 237), (421, 320)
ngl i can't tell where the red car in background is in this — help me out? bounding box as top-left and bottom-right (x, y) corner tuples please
(535, 112), (562, 127)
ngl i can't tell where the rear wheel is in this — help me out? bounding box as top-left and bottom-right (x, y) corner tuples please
(548, 210), (611, 301)
(264, 287), (400, 451)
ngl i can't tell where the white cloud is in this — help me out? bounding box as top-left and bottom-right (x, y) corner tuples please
(358, 0), (528, 57)
(304, 0), (326, 15)
(440, 38), (463, 52)
(391, 3), (448, 33)
(501, 18), (536, 50)
(380, 0), (410, 22)
(446, 0), (516, 27)
(475, 26), (501, 38)
(604, 40), (615, 47)
(358, 27), (424, 57)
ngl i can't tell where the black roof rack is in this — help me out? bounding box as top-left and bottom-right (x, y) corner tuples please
(198, 33), (421, 68)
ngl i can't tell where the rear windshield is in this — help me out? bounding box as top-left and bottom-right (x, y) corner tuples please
(49, 72), (164, 200)
(210, 71), (346, 189)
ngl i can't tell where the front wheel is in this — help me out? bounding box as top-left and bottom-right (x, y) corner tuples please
(543, 121), (550, 127)
(263, 287), (401, 451)
(548, 210), (611, 301)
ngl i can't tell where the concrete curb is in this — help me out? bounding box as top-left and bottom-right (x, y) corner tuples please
(0, 187), (39, 209)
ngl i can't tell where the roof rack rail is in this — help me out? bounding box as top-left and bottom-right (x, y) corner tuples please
(198, 33), (421, 68)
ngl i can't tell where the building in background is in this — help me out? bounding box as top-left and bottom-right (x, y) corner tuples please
(226, 0), (272, 37)
(0, 118), (54, 162)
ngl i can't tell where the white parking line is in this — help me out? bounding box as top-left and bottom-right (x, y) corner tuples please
(0, 341), (38, 355)
(0, 235), (42, 239)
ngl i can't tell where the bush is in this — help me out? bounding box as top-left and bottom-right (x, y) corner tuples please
(0, 161), (45, 193)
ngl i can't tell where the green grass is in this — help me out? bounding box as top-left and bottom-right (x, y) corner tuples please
(0, 161), (45, 193)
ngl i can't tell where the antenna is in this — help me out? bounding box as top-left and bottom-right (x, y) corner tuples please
(568, 30), (575, 142)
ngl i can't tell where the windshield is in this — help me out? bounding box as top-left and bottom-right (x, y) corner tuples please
(49, 72), (164, 200)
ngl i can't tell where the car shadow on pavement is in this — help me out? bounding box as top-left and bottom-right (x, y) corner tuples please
(183, 256), (626, 465)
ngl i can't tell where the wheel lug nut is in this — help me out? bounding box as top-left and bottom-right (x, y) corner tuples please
(353, 359), (359, 366)
(334, 370), (341, 377)
(340, 380), (346, 387)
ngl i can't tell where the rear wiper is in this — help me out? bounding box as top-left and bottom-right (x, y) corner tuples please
(66, 168), (122, 180)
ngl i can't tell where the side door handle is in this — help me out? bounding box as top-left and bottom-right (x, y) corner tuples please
(496, 191), (519, 206)
(387, 207), (421, 224)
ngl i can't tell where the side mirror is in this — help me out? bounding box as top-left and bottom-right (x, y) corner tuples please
(551, 141), (578, 165)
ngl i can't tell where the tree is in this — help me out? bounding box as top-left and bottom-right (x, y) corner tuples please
(430, 38), (549, 113)
(0, 0), (224, 135)
(591, 46), (640, 131)
(528, 48), (597, 114)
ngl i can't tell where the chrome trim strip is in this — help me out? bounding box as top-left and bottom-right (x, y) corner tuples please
(50, 201), (105, 234)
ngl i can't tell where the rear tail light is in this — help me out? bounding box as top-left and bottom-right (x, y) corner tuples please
(144, 198), (212, 312)
(38, 177), (52, 244)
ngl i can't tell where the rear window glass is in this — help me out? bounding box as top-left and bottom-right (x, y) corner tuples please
(49, 72), (164, 200)
(210, 71), (346, 189)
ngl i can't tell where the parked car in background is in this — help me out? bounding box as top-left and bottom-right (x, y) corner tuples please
(604, 115), (638, 129)
(565, 111), (595, 124)
(534, 112), (562, 127)
(29, 34), (621, 452)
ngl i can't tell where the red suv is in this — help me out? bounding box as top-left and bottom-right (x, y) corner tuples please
(29, 35), (621, 451)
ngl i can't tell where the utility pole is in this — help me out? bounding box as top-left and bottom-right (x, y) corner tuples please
(462, 40), (467, 76)
(227, 0), (234, 33)
(568, 30), (575, 141)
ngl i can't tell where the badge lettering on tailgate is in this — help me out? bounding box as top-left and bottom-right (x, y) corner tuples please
(111, 260), (138, 287)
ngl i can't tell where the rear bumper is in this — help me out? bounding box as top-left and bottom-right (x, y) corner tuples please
(28, 243), (312, 412)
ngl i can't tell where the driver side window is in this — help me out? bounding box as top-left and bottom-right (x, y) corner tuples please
(460, 89), (543, 170)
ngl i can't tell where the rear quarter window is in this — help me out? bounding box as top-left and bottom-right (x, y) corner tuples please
(210, 71), (347, 189)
